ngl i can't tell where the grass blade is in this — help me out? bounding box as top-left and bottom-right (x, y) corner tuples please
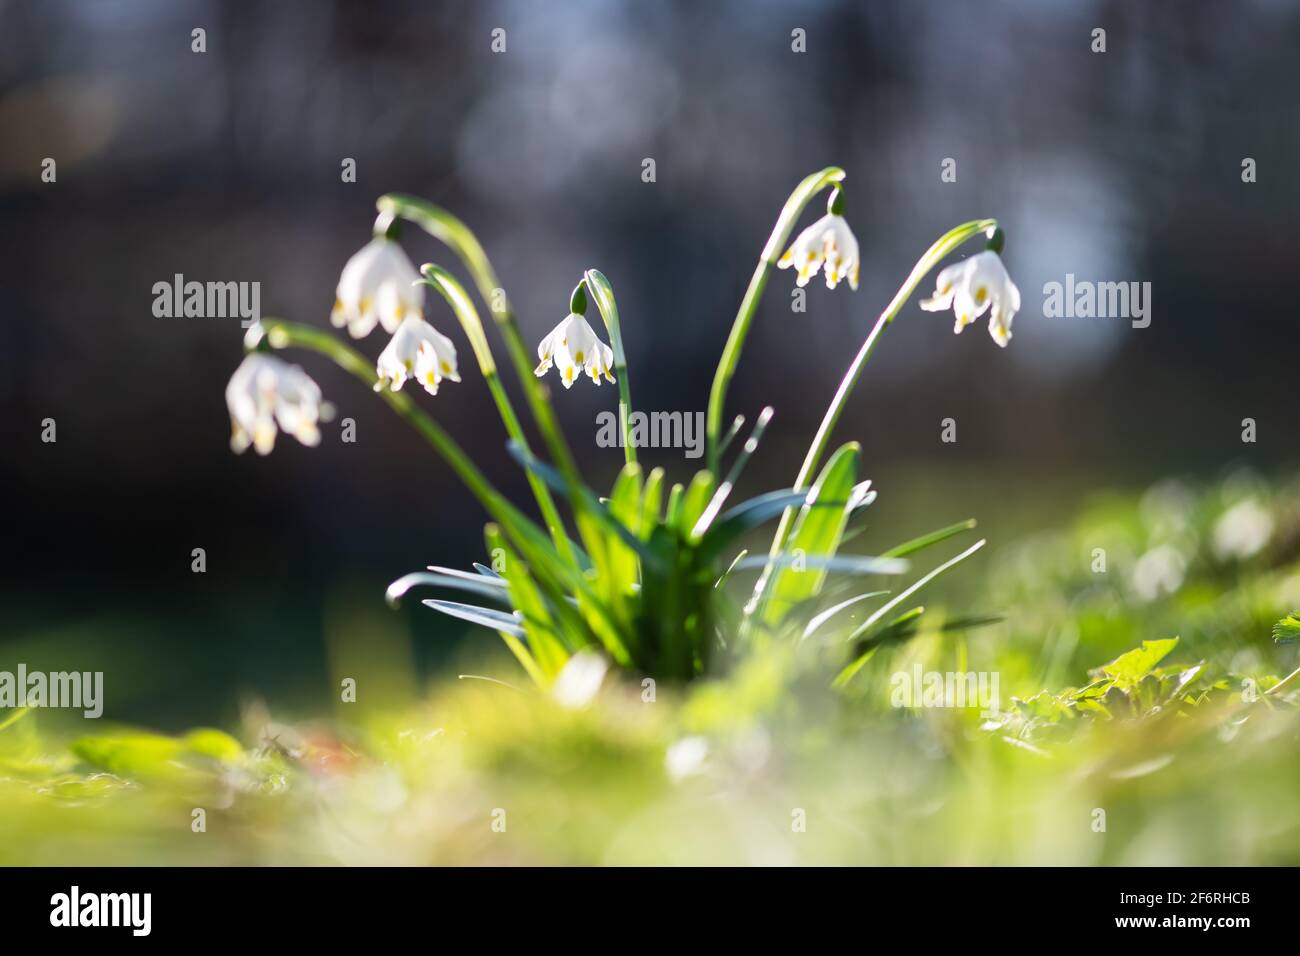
(423, 599), (526, 638)
(882, 519), (977, 559)
(801, 591), (891, 641)
(847, 539), (987, 642)
(761, 442), (859, 625)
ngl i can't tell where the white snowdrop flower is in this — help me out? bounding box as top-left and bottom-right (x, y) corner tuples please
(1139, 480), (1197, 537)
(1212, 499), (1274, 561)
(226, 353), (326, 455)
(777, 212), (860, 290)
(375, 316), (460, 396)
(551, 651), (609, 709)
(534, 313), (615, 389)
(920, 250), (1021, 347)
(664, 736), (709, 782)
(330, 238), (424, 339)
(1132, 544), (1187, 602)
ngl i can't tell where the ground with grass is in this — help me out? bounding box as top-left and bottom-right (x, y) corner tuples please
(3, 471), (1298, 866)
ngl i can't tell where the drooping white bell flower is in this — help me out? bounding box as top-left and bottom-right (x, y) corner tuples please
(777, 213), (860, 290)
(375, 315), (461, 396)
(226, 353), (326, 455)
(330, 238), (424, 339)
(1212, 498), (1274, 561)
(534, 313), (615, 389)
(920, 250), (1021, 347)
(1132, 544), (1187, 602)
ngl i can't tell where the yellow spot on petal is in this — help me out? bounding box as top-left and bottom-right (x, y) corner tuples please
(975, 286), (988, 305)
(575, 350), (585, 364)
(441, 361), (451, 375)
(360, 296), (372, 315)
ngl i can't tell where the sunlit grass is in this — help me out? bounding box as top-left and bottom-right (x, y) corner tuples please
(4, 473), (1298, 865)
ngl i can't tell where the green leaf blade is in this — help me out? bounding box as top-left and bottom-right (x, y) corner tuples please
(762, 442), (860, 625)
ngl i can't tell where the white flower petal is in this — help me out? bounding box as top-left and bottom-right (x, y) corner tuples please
(535, 324), (563, 376)
(552, 652), (609, 709)
(921, 260), (969, 312)
(1213, 499), (1274, 560)
(665, 736), (709, 782)
(988, 303), (1012, 347)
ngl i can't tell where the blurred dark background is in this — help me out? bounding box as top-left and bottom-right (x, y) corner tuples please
(2, 0), (1298, 727)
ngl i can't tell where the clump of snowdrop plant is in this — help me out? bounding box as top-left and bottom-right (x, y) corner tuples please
(229, 170), (1018, 689)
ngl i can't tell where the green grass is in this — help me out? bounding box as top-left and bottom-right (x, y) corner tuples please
(4, 472), (1298, 866)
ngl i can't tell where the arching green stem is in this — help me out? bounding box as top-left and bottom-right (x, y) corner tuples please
(255, 319), (525, 536)
(419, 263), (573, 563)
(583, 269), (635, 464)
(705, 166), (846, 474)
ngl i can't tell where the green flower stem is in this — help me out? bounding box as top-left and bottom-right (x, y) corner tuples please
(256, 319), (518, 525)
(418, 263), (496, 374)
(583, 269), (635, 464)
(419, 264), (573, 564)
(757, 219), (998, 588)
(375, 196), (591, 526)
(1267, 665), (1300, 696)
(705, 166), (846, 475)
